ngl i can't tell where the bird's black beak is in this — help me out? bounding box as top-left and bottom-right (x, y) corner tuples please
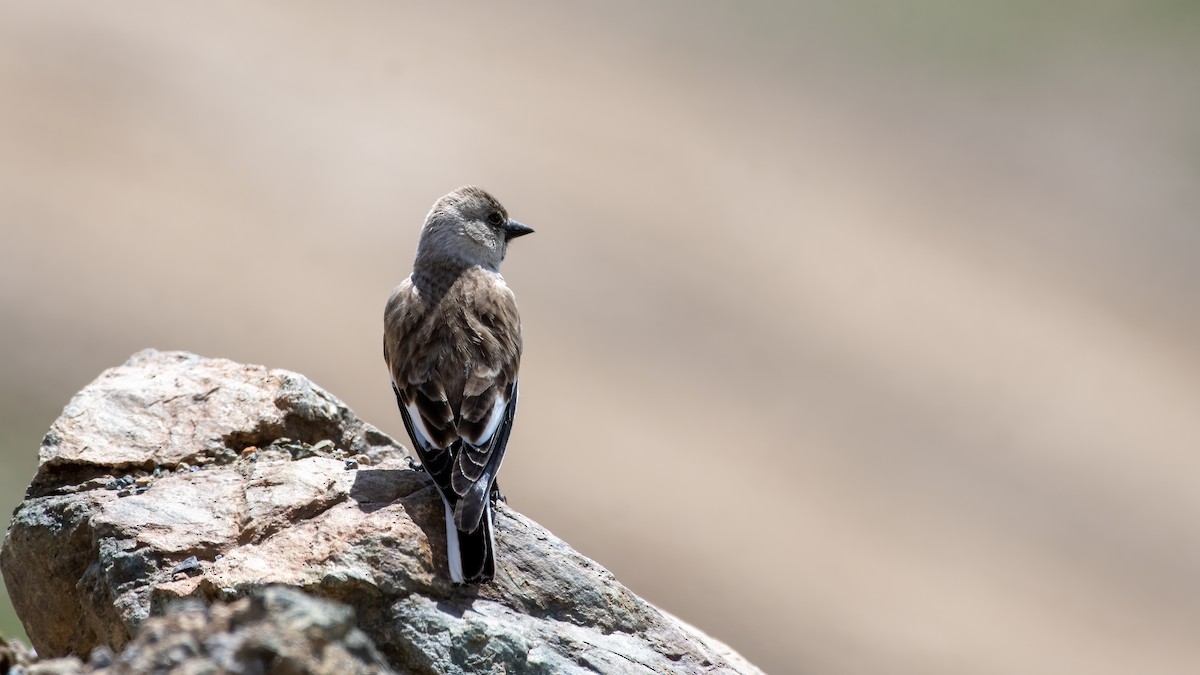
(503, 219), (535, 240)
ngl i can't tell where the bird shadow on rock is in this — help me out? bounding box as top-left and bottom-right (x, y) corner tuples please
(349, 468), (498, 615)
(348, 467), (462, 591)
(348, 468), (431, 513)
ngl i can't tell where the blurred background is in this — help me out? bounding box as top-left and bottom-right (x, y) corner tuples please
(2, 1), (1199, 673)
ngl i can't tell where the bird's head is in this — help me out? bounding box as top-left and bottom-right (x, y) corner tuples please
(416, 186), (534, 272)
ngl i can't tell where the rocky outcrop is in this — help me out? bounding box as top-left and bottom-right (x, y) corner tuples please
(2, 587), (392, 674)
(0, 636), (36, 672)
(1, 350), (760, 674)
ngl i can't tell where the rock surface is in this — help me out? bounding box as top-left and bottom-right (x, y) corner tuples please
(0, 636), (36, 672)
(2, 587), (391, 674)
(1, 350), (761, 674)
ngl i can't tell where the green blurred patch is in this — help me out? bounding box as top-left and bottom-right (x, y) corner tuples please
(734, 0), (1200, 77)
(849, 0), (1200, 67)
(0, 409), (49, 644)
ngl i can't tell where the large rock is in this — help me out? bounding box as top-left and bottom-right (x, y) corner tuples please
(1, 350), (761, 675)
(3, 587), (393, 674)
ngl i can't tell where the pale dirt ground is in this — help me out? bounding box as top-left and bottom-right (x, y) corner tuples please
(1, 3), (1199, 673)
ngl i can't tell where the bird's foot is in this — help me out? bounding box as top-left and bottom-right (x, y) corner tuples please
(489, 483), (507, 504)
(406, 456), (424, 472)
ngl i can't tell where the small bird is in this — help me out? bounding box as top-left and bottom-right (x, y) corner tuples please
(383, 186), (533, 584)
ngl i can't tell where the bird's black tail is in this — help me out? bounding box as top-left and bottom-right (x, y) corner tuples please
(398, 391), (501, 585)
(456, 502), (495, 583)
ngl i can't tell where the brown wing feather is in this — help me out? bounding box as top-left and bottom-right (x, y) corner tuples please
(457, 274), (521, 442)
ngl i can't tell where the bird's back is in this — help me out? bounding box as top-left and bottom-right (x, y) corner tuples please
(384, 264), (522, 449)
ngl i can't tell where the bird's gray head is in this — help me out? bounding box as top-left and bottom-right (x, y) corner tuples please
(415, 186), (534, 272)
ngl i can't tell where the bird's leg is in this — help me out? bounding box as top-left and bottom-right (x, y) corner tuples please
(489, 480), (507, 504)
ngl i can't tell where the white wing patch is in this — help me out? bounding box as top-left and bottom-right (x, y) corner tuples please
(466, 392), (508, 446)
(405, 401), (447, 450)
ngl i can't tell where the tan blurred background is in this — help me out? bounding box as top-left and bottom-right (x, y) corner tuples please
(2, 1), (1199, 673)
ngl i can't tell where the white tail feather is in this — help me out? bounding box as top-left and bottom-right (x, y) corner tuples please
(441, 495), (464, 584)
(485, 501), (496, 558)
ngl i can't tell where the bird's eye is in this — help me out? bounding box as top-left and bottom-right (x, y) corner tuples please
(486, 212), (504, 226)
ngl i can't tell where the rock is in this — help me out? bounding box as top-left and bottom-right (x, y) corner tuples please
(1, 350), (761, 674)
(0, 636), (37, 672)
(0, 588), (392, 674)
(104, 586), (391, 674)
(20, 657), (86, 675)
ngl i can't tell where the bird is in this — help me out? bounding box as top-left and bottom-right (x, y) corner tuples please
(383, 186), (533, 584)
